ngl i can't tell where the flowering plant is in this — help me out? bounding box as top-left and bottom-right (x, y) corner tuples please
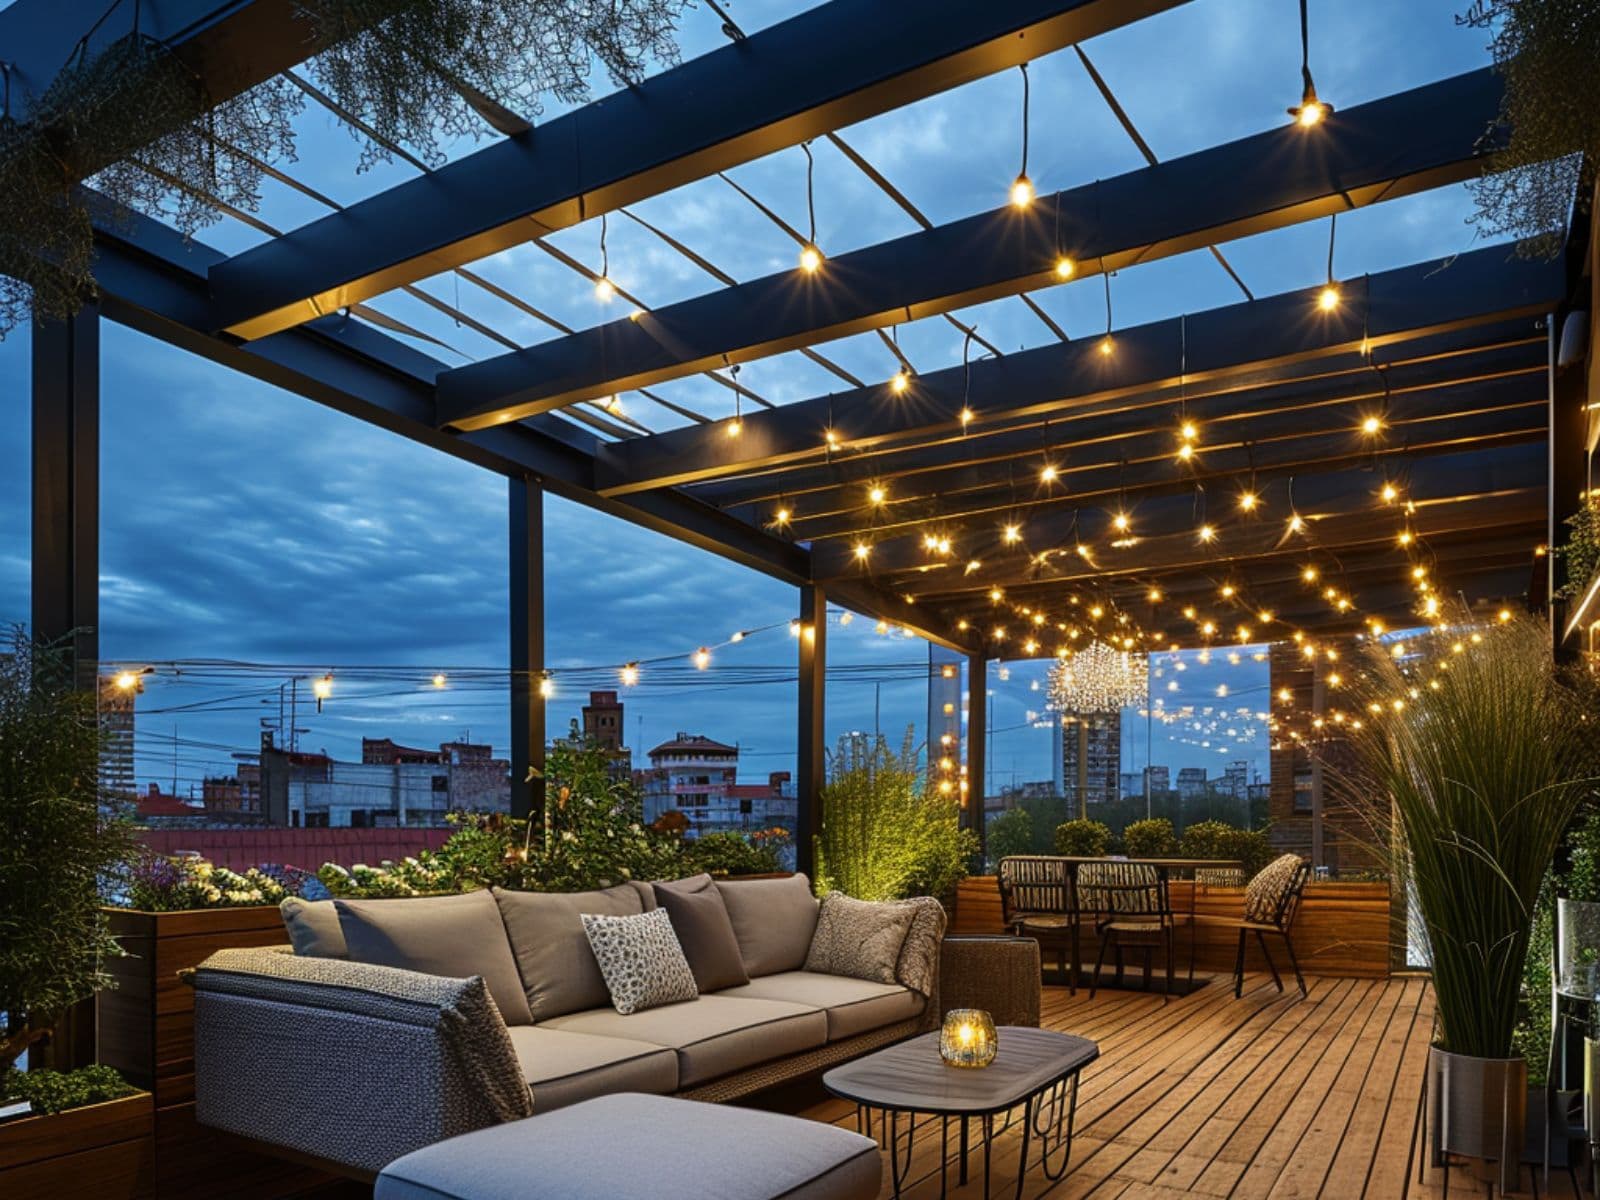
(122, 854), (308, 911)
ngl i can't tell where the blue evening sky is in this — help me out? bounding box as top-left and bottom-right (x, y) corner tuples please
(0, 0), (1498, 796)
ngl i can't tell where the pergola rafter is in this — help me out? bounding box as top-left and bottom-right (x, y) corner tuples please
(437, 67), (1507, 433)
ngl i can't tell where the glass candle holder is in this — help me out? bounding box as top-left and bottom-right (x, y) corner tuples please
(940, 1008), (998, 1068)
(1558, 898), (1600, 998)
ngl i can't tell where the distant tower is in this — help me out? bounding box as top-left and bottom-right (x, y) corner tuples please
(97, 676), (137, 801)
(1058, 712), (1121, 817)
(582, 690), (632, 777)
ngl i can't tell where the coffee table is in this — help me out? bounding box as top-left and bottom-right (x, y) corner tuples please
(822, 1026), (1099, 1199)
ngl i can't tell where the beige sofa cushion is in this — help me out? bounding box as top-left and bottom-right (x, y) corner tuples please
(805, 892), (916, 984)
(541, 994), (827, 1087)
(719, 970), (925, 1041)
(653, 874), (749, 992)
(716, 873), (819, 978)
(494, 884), (650, 1020)
(334, 890), (533, 1025)
(506, 1026), (678, 1112)
(280, 897), (346, 958)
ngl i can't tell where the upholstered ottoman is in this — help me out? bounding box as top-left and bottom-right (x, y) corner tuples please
(374, 1092), (882, 1200)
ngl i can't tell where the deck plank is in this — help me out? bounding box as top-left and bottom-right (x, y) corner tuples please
(791, 972), (1566, 1198)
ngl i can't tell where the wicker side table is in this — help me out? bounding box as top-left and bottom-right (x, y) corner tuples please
(940, 936), (1042, 1028)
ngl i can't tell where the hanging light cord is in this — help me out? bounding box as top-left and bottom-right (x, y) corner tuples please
(1325, 211), (1337, 284)
(1299, 0), (1315, 97)
(599, 212), (609, 279)
(802, 141), (817, 246)
(1102, 265), (1114, 335)
(1019, 63), (1031, 178)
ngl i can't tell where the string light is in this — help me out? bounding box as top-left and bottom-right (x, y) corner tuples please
(773, 507), (791, 526)
(693, 648), (711, 670)
(1287, 0), (1333, 127)
(620, 663), (640, 686)
(1040, 464), (1059, 484)
(1361, 415), (1384, 435)
(1238, 491), (1259, 512)
(1010, 64), (1034, 208)
(853, 541), (871, 561)
(868, 484), (887, 505)
(431, 673), (447, 689)
(1197, 523), (1216, 543)
(797, 140), (823, 272)
(890, 368), (910, 394)
(1287, 514), (1306, 534)
(1054, 256), (1075, 280)
(799, 244), (823, 272)
(594, 213), (615, 302)
(1112, 512), (1131, 533)
(1003, 524), (1022, 544)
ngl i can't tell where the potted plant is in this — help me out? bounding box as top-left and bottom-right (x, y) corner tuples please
(0, 629), (152, 1187)
(1330, 611), (1598, 1189)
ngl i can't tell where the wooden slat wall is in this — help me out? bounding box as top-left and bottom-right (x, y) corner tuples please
(953, 877), (1392, 978)
(0, 1094), (154, 1200)
(98, 907), (345, 1199)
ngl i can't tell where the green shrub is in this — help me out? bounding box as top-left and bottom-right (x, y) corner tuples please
(986, 807), (1033, 865)
(814, 729), (978, 901)
(685, 829), (786, 877)
(1178, 820), (1274, 877)
(1123, 818), (1177, 858)
(1, 1064), (136, 1112)
(1053, 819), (1111, 857)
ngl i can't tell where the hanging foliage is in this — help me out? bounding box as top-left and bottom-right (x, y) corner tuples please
(1460, 0), (1600, 257)
(0, 0), (691, 337)
(301, 0), (692, 171)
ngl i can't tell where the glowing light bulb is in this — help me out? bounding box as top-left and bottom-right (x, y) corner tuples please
(868, 485), (887, 505)
(1277, 687), (1293, 703)
(1112, 512), (1131, 532)
(1362, 415), (1383, 435)
(1040, 465), (1058, 484)
(628, 308), (645, 322)
(890, 369), (910, 394)
(594, 276), (616, 303)
(726, 417), (742, 438)
(989, 588), (1004, 604)
(1176, 443), (1194, 462)
(960, 407), (975, 426)
(620, 663), (639, 686)
(1010, 173), (1035, 208)
(1054, 256), (1076, 280)
(1220, 584), (1236, 598)
(1317, 284), (1340, 311)
(1003, 524), (1021, 544)
(1397, 530), (1413, 547)
(693, 648), (711, 670)
(1498, 607), (1513, 623)
(1182, 606), (1197, 620)
(853, 542), (871, 561)
(1258, 609), (1274, 623)
(789, 620), (801, 638)
(798, 243), (823, 273)
(1287, 514), (1306, 534)
(113, 671), (139, 691)
(1180, 421), (1198, 442)
(1294, 96), (1330, 127)
(432, 673), (447, 689)
(312, 674), (333, 703)
(825, 429), (841, 449)
(1381, 484), (1399, 503)
(1302, 565), (1319, 583)
(1098, 335), (1114, 357)
(1148, 588), (1163, 603)
(1238, 491), (1258, 512)
(1197, 523), (1216, 543)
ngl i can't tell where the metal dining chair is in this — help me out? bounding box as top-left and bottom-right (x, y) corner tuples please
(997, 855), (1079, 992)
(1078, 861), (1179, 998)
(1192, 854), (1312, 998)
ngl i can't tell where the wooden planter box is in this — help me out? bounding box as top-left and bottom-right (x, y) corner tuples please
(0, 1092), (154, 1200)
(952, 876), (1393, 978)
(98, 906), (347, 1199)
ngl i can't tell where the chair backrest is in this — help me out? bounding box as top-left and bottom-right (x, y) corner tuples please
(997, 856), (1070, 922)
(1243, 855), (1312, 929)
(1078, 861), (1167, 919)
(1194, 866), (1246, 889)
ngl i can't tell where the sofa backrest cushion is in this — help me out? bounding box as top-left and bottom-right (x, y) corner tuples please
(652, 874), (749, 993)
(494, 883), (650, 1020)
(280, 897), (347, 958)
(333, 889), (534, 1025)
(715, 873), (819, 978)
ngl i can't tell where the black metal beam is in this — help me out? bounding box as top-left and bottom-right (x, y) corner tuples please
(965, 652), (987, 846)
(687, 321), (1545, 510)
(207, 0), (1196, 339)
(31, 302), (100, 691)
(589, 243), (1558, 498)
(509, 477), (545, 822)
(439, 68), (1509, 433)
(762, 373), (1547, 541)
(795, 584), (827, 878)
(826, 441), (1547, 583)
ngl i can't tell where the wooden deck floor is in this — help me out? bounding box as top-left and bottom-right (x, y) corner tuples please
(799, 972), (1570, 1199)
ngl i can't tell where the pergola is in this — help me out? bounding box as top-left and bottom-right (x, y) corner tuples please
(10, 0), (1593, 874)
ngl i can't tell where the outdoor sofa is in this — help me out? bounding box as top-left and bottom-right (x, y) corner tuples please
(188, 873), (967, 1179)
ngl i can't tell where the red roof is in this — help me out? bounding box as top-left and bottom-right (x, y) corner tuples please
(136, 793), (201, 818)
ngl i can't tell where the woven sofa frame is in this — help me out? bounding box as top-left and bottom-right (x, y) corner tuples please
(187, 935), (1036, 1179)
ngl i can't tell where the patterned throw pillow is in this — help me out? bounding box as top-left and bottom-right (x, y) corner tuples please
(804, 892), (917, 985)
(1244, 854), (1305, 924)
(581, 908), (698, 1016)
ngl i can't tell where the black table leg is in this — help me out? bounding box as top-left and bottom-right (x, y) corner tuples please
(960, 1114), (969, 1184)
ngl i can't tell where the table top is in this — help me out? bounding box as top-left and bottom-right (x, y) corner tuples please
(822, 1027), (1099, 1115)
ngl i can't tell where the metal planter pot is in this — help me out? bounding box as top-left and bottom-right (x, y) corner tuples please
(1427, 1046), (1527, 1193)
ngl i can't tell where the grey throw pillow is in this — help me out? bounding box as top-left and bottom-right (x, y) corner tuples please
(581, 908), (699, 1016)
(334, 889), (534, 1025)
(280, 897), (347, 958)
(652, 874), (749, 993)
(805, 892), (917, 985)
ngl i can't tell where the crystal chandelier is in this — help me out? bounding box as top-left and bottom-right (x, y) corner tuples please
(1047, 641), (1149, 714)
